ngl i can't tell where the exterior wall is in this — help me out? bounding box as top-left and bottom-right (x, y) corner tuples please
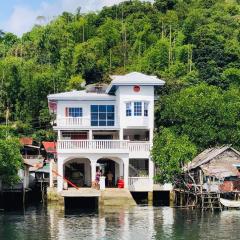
(56, 100), (118, 129)
(51, 81), (158, 192)
(116, 86), (154, 132)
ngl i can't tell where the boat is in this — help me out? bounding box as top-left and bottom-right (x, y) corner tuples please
(220, 198), (240, 208)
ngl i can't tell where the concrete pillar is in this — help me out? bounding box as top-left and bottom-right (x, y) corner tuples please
(119, 128), (123, 140)
(119, 162), (124, 177)
(149, 158), (154, 191)
(49, 159), (53, 188)
(170, 190), (175, 207)
(58, 130), (61, 140)
(148, 191), (153, 205)
(57, 159), (64, 192)
(91, 161), (97, 183)
(123, 158), (129, 189)
(89, 130), (93, 140)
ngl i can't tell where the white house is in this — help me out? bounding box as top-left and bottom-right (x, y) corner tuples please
(48, 72), (165, 192)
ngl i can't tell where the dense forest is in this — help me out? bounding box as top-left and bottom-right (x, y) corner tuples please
(0, 0), (240, 173)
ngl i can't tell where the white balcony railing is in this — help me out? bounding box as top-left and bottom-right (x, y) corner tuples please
(56, 117), (90, 127)
(58, 140), (129, 151)
(128, 141), (151, 152)
(57, 140), (151, 153)
(128, 177), (152, 191)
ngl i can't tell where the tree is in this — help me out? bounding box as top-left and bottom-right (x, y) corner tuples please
(156, 83), (240, 149)
(66, 75), (85, 91)
(0, 138), (22, 185)
(154, 0), (177, 13)
(151, 128), (197, 183)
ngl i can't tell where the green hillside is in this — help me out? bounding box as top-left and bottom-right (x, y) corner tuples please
(0, 0), (240, 149)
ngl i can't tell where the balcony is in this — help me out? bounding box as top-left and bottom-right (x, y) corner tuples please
(55, 117), (90, 128)
(54, 117), (118, 129)
(128, 177), (153, 192)
(57, 140), (151, 156)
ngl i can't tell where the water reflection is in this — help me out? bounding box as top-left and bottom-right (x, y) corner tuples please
(1, 204), (240, 240)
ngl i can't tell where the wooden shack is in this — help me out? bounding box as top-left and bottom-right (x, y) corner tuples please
(185, 146), (240, 192)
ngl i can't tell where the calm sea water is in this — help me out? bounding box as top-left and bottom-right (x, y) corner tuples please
(0, 204), (240, 240)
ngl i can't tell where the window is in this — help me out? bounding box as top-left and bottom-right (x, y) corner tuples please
(91, 105), (115, 126)
(144, 102), (149, 116)
(66, 108), (83, 117)
(134, 102), (142, 116)
(126, 102), (132, 116)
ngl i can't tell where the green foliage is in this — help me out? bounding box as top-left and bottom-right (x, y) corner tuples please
(151, 128), (197, 183)
(157, 83), (240, 149)
(32, 130), (56, 143)
(0, 138), (22, 185)
(66, 75), (85, 91)
(0, 0), (239, 128)
(0, 0), (240, 182)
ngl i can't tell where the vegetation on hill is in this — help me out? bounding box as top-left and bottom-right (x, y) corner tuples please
(0, 0), (240, 182)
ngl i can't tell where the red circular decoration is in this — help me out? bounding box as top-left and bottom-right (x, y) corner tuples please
(133, 85), (140, 92)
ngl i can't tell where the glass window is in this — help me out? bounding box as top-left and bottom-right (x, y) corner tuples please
(68, 108), (82, 117)
(91, 105), (98, 112)
(144, 102), (149, 116)
(91, 105), (115, 126)
(134, 102), (142, 116)
(126, 102), (132, 116)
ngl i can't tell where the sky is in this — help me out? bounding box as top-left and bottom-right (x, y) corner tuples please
(0, 0), (152, 36)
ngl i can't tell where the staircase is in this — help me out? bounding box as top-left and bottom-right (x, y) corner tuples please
(201, 192), (222, 211)
(100, 188), (136, 206)
(129, 164), (139, 176)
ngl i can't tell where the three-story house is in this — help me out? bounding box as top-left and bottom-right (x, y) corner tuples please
(47, 72), (165, 193)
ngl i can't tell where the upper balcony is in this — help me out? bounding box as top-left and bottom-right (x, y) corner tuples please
(54, 117), (118, 129)
(56, 117), (90, 128)
(57, 140), (151, 158)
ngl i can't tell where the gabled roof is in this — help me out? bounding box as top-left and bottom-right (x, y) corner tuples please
(48, 90), (115, 101)
(184, 146), (240, 179)
(42, 141), (56, 153)
(106, 72), (165, 94)
(186, 145), (240, 171)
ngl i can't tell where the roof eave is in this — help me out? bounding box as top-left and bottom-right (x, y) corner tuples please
(106, 82), (165, 94)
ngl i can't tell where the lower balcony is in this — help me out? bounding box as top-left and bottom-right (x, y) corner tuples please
(128, 177), (153, 192)
(57, 140), (151, 156)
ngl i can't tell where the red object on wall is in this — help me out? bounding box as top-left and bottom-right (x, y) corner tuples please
(219, 180), (240, 192)
(133, 85), (140, 92)
(118, 179), (124, 188)
(48, 101), (57, 112)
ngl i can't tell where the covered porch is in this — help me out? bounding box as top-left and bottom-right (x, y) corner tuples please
(57, 153), (129, 192)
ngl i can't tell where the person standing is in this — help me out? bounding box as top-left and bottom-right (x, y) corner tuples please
(107, 171), (113, 187)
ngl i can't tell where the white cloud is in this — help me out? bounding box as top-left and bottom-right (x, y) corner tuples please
(1, 0), (152, 36)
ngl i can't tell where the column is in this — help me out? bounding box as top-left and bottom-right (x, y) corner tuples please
(91, 161), (97, 184)
(57, 158), (64, 192)
(49, 159), (53, 188)
(149, 157), (154, 191)
(119, 128), (123, 140)
(58, 130), (61, 139)
(119, 162), (124, 178)
(89, 129), (93, 140)
(123, 158), (129, 189)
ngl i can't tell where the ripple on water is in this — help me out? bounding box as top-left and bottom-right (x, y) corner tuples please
(0, 205), (240, 240)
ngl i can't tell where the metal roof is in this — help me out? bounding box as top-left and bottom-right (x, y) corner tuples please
(48, 90), (116, 101)
(106, 72), (165, 94)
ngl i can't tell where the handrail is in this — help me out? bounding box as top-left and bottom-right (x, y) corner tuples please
(57, 140), (151, 152)
(52, 169), (80, 190)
